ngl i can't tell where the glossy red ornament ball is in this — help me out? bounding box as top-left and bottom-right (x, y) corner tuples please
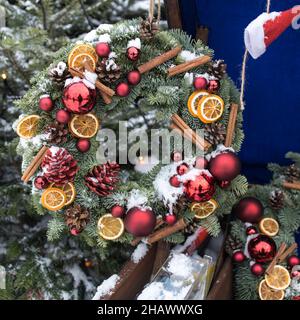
(251, 263), (265, 276)
(248, 235), (277, 263)
(34, 176), (49, 190)
(124, 207), (156, 237)
(194, 156), (208, 169)
(111, 205), (125, 218)
(246, 225), (258, 236)
(208, 80), (220, 92)
(218, 180), (231, 189)
(127, 70), (141, 85)
(76, 138), (91, 153)
(232, 197), (264, 223)
(171, 151), (183, 163)
(39, 95), (53, 112)
(164, 214), (177, 225)
(62, 82), (96, 114)
(287, 255), (300, 268)
(116, 82), (131, 97)
(70, 228), (80, 236)
(209, 152), (241, 181)
(56, 109), (71, 124)
(184, 172), (215, 202)
(169, 175), (181, 188)
(232, 250), (246, 263)
(176, 163), (189, 175)
(126, 47), (140, 61)
(96, 42), (110, 57)
(193, 77), (208, 90)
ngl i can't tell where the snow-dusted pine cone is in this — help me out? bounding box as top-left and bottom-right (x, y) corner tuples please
(184, 220), (200, 235)
(269, 190), (285, 210)
(41, 147), (78, 186)
(225, 234), (243, 256)
(285, 164), (300, 182)
(139, 18), (159, 40)
(65, 204), (90, 233)
(85, 162), (120, 196)
(48, 61), (71, 85)
(96, 59), (121, 84)
(204, 123), (226, 146)
(208, 60), (227, 80)
(44, 121), (68, 145)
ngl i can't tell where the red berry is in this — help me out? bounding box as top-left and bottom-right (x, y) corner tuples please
(177, 163), (189, 175)
(76, 138), (91, 153)
(232, 250), (246, 263)
(116, 82), (131, 97)
(193, 77), (208, 90)
(127, 47), (140, 61)
(39, 95), (53, 112)
(164, 214), (177, 225)
(169, 175), (181, 188)
(111, 205), (125, 218)
(56, 109), (71, 124)
(250, 263), (264, 276)
(96, 42), (110, 57)
(208, 80), (220, 92)
(34, 176), (49, 190)
(127, 70), (141, 85)
(70, 228), (80, 236)
(288, 255), (300, 267)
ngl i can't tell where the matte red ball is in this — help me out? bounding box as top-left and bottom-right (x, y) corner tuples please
(251, 263), (265, 276)
(232, 197), (264, 223)
(127, 70), (141, 85)
(62, 82), (96, 114)
(193, 77), (208, 90)
(184, 172), (215, 202)
(232, 251), (246, 263)
(209, 152), (241, 181)
(208, 80), (220, 92)
(127, 47), (140, 61)
(39, 95), (54, 112)
(287, 255), (300, 268)
(111, 205), (126, 218)
(56, 109), (71, 124)
(124, 207), (156, 237)
(116, 82), (131, 97)
(164, 214), (177, 225)
(248, 235), (277, 264)
(169, 175), (181, 188)
(218, 180), (231, 188)
(96, 42), (110, 57)
(76, 138), (91, 153)
(34, 176), (49, 190)
(194, 156), (208, 169)
(246, 225), (258, 236)
(177, 163), (189, 175)
(70, 228), (80, 236)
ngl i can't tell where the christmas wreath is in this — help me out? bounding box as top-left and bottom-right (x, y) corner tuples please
(14, 18), (246, 253)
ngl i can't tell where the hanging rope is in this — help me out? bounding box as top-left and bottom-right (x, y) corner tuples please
(148, 0), (161, 23)
(240, 0), (271, 110)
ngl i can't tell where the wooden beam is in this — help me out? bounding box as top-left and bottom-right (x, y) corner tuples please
(164, 0), (182, 29)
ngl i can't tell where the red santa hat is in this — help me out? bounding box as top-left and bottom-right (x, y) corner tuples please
(244, 8), (300, 59)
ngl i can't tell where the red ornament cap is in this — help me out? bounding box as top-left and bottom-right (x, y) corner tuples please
(111, 205), (125, 218)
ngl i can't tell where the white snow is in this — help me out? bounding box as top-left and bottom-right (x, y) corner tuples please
(127, 38), (141, 49)
(19, 133), (50, 149)
(83, 70), (98, 90)
(48, 146), (60, 156)
(244, 11), (280, 59)
(126, 189), (148, 210)
(184, 72), (194, 86)
(179, 50), (202, 62)
(83, 30), (98, 42)
(50, 61), (66, 76)
(173, 226), (204, 253)
(131, 243), (149, 264)
(68, 264), (95, 292)
(12, 114), (26, 132)
(40, 94), (50, 99)
(98, 33), (111, 43)
(206, 144), (235, 161)
(134, 156), (159, 174)
(97, 24), (113, 33)
(166, 253), (194, 278)
(92, 274), (120, 300)
(64, 76), (82, 88)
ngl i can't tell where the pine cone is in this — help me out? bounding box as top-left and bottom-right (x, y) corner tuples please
(44, 121), (68, 145)
(96, 59), (121, 84)
(285, 164), (300, 182)
(204, 123), (226, 146)
(65, 204), (90, 233)
(48, 62), (71, 85)
(172, 195), (187, 216)
(208, 60), (227, 80)
(41, 147), (79, 186)
(85, 162), (120, 196)
(225, 234), (243, 256)
(269, 190), (285, 210)
(139, 18), (159, 40)
(184, 219), (200, 235)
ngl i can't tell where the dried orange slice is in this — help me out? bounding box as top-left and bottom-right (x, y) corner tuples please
(258, 280), (284, 300)
(265, 265), (291, 291)
(69, 113), (99, 138)
(197, 94), (224, 123)
(259, 218), (279, 237)
(41, 187), (66, 211)
(191, 199), (218, 219)
(69, 53), (96, 71)
(16, 115), (40, 139)
(68, 44), (98, 70)
(97, 214), (124, 240)
(187, 90), (209, 117)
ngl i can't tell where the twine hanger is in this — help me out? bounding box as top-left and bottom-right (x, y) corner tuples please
(148, 0), (161, 23)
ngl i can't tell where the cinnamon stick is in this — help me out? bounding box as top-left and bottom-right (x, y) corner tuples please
(147, 218), (187, 244)
(168, 55), (211, 77)
(138, 46), (182, 74)
(278, 243), (298, 263)
(131, 219), (164, 246)
(283, 181), (300, 191)
(225, 103), (239, 147)
(21, 145), (48, 183)
(266, 243), (287, 275)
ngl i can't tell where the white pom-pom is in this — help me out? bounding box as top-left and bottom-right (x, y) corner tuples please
(127, 38), (141, 49)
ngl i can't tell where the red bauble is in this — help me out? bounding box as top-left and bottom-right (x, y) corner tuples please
(246, 225), (258, 236)
(39, 95), (54, 112)
(208, 80), (220, 92)
(76, 138), (91, 153)
(111, 205), (125, 218)
(218, 180), (231, 188)
(62, 82), (96, 114)
(124, 207), (156, 237)
(248, 235), (277, 264)
(127, 70), (141, 85)
(193, 77), (208, 90)
(169, 175), (181, 188)
(194, 156), (208, 169)
(232, 250), (246, 263)
(251, 263), (265, 276)
(164, 214), (177, 225)
(292, 270), (300, 278)
(126, 47), (140, 61)
(176, 163), (189, 175)
(209, 152), (241, 181)
(116, 82), (131, 97)
(171, 151), (183, 163)
(70, 228), (80, 236)
(287, 255), (300, 268)
(56, 109), (71, 124)
(96, 42), (110, 57)
(34, 176), (49, 190)
(184, 172), (215, 202)
(232, 197), (264, 223)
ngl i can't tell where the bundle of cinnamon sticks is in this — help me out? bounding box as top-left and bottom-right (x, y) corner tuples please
(283, 181), (300, 191)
